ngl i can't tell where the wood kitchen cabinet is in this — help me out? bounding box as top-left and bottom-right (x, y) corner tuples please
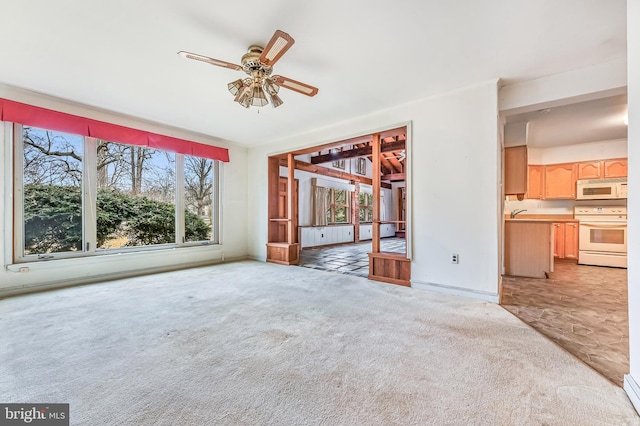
(604, 158), (628, 178)
(505, 146), (527, 195)
(577, 161), (602, 179)
(544, 163), (577, 199)
(563, 222), (579, 259)
(553, 223), (565, 258)
(553, 222), (579, 260)
(577, 158), (627, 179)
(526, 165), (544, 199)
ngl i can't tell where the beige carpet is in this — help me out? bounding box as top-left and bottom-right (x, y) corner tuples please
(1, 260), (638, 425)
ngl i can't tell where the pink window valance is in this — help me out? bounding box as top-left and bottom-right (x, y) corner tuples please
(0, 98), (229, 162)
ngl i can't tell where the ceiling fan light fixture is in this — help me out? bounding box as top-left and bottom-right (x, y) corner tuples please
(269, 93), (284, 108)
(235, 85), (252, 108)
(263, 79), (280, 96)
(227, 79), (244, 96)
(250, 85), (269, 107)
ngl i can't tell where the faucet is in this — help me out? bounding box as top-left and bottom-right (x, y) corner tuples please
(510, 209), (528, 219)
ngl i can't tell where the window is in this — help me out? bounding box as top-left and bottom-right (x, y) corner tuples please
(359, 192), (373, 223)
(14, 124), (221, 262)
(331, 148), (345, 170)
(356, 157), (367, 175)
(326, 188), (349, 223)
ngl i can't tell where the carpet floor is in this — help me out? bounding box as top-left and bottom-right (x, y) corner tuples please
(1, 260), (638, 425)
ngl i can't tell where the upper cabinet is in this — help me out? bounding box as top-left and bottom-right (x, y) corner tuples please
(520, 157), (627, 200)
(504, 146), (528, 196)
(577, 161), (601, 179)
(526, 165), (544, 199)
(544, 163), (577, 199)
(577, 158), (627, 180)
(603, 158), (628, 178)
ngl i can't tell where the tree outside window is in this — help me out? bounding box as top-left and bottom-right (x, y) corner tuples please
(359, 193), (373, 223)
(17, 125), (219, 261)
(326, 189), (349, 223)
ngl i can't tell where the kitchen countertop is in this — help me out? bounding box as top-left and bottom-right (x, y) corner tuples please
(505, 218), (579, 223)
(504, 214), (578, 223)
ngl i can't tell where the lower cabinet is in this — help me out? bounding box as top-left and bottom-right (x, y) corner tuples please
(359, 224), (396, 240)
(299, 225), (355, 248)
(553, 222), (579, 260)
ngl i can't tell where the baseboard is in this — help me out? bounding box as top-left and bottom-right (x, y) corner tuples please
(624, 375), (640, 414)
(411, 279), (499, 303)
(0, 255), (248, 298)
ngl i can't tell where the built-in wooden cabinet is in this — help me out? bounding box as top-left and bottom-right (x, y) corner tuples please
(526, 165), (544, 199)
(577, 161), (601, 179)
(544, 163), (577, 199)
(299, 225), (354, 248)
(577, 158), (627, 180)
(603, 158), (628, 178)
(563, 222), (579, 260)
(517, 157), (627, 200)
(553, 223), (564, 258)
(505, 146), (528, 196)
(359, 223), (396, 241)
(553, 222), (579, 260)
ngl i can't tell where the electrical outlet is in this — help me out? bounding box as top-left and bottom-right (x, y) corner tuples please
(451, 253), (459, 264)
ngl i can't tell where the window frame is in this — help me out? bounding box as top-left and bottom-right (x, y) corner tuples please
(358, 192), (374, 223)
(12, 123), (222, 264)
(326, 188), (350, 224)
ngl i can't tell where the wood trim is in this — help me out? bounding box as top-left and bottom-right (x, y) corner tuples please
(368, 252), (411, 287)
(291, 159), (392, 188)
(372, 133), (381, 253)
(290, 127), (407, 156)
(310, 140), (405, 164)
(351, 181), (360, 241)
(381, 173), (405, 181)
(287, 153), (295, 244)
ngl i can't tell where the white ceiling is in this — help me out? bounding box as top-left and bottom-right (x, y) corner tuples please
(506, 94), (628, 148)
(0, 0), (627, 147)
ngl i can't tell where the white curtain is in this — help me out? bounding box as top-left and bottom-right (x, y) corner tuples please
(380, 193), (386, 221)
(312, 186), (328, 226)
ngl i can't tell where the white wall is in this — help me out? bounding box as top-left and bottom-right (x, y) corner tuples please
(625, 0), (640, 410)
(0, 86), (249, 296)
(248, 80), (501, 301)
(528, 139), (627, 164)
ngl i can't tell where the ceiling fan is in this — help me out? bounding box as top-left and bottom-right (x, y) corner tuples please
(178, 30), (318, 109)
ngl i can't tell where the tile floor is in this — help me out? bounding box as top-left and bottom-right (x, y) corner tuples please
(299, 237), (406, 278)
(501, 261), (629, 386)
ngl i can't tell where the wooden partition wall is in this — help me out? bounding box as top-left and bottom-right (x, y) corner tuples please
(266, 154), (300, 265)
(367, 132), (411, 286)
(265, 126), (411, 287)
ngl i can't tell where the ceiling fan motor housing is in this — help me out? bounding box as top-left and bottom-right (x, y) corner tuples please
(241, 46), (273, 76)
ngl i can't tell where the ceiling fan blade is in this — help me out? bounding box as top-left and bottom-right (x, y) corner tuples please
(177, 51), (242, 71)
(272, 75), (318, 97)
(259, 30), (295, 66)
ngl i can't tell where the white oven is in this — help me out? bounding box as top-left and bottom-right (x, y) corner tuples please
(574, 207), (627, 268)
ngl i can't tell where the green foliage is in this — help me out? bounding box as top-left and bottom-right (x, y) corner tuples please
(23, 184), (83, 254)
(24, 184), (210, 254)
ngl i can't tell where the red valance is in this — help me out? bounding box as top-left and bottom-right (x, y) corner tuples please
(0, 98), (229, 162)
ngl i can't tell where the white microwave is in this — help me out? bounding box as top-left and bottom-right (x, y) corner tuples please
(576, 178), (627, 200)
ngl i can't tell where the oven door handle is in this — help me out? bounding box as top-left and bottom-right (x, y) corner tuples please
(580, 223), (627, 228)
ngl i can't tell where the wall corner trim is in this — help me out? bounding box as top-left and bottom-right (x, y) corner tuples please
(624, 375), (640, 415)
(411, 280), (499, 304)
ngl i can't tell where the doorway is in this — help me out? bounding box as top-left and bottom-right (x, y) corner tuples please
(265, 125), (411, 285)
(500, 93), (629, 385)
